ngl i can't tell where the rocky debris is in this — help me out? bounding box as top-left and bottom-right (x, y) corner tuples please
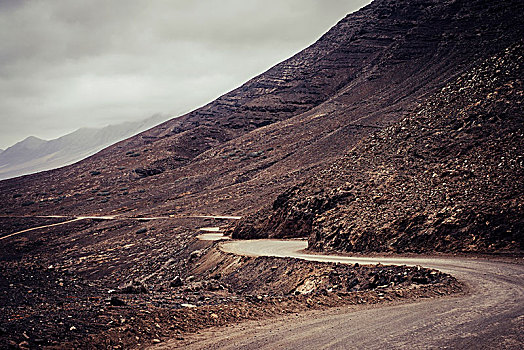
(0, 227), (461, 350)
(118, 280), (148, 294)
(0, 260), (110, 349)
(235, 42), (524, 254)
(170, 276), (183, 287)
(1, 0), (522, 224)
(0, 0), (522, 348)
(126, 151), (141, 158)
(195, 248), (455, 297)
(134, 167), (164, 178)
(109, 296), (127, 306)
(0, 217), (70, 237)
(189, 249), (203, 262)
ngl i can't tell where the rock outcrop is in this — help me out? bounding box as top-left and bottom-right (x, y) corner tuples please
(235, 42), (524, 253)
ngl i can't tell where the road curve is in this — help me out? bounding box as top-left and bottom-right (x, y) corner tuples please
(158, 239), (524, 349)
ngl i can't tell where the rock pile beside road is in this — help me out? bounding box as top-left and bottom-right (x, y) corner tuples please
(0, 238), (460, 349)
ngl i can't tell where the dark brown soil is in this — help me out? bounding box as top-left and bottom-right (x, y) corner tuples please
(0, 240), (461, 349)
(0, 217), (70, 238)
(0, 0), (522, 348)
(234, 41), (524, 254)
(0, 0), (521, 222)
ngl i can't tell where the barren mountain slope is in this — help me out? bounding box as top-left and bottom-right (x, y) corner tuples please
(1, 0), (523, 348)
(1, 0), (522, 219)
(235, 42), (524, 254)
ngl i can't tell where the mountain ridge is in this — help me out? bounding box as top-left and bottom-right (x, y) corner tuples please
(1, 0), (523, 348)
(2, 0), (521, 222)
(0, 114), (167, 180)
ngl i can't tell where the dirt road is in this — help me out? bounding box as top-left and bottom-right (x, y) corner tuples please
(155, 239), (524, 349)
(0, 218), (84, 241)
(0, 214), (240, 240)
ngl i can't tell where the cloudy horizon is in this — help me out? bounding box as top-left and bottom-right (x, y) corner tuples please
(0, 0), (370, 149)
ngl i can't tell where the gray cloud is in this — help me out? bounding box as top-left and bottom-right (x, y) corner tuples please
(0, 0), (370, 149)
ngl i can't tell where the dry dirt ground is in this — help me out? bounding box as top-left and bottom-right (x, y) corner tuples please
(0, 217), (460, 349)
(155, 240), (524, 349)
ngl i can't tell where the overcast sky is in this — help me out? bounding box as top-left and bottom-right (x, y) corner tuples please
(0, 0), (370, 149)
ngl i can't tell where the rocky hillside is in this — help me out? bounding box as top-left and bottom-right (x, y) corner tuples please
(234, 42), (523, 254)
(1, 0), (522, 348)
(1, 0), (522, 221)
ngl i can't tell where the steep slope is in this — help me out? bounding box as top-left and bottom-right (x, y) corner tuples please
(1, 0), (522, 220)
(235, 42), (523, 253)
(1, 1), (523, 347)
(0, 115), (167, 180)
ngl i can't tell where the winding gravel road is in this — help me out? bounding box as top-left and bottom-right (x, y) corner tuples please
(157, 239), (524, 350)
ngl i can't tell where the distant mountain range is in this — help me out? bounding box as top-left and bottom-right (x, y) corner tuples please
(0, 114), (167, 180)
